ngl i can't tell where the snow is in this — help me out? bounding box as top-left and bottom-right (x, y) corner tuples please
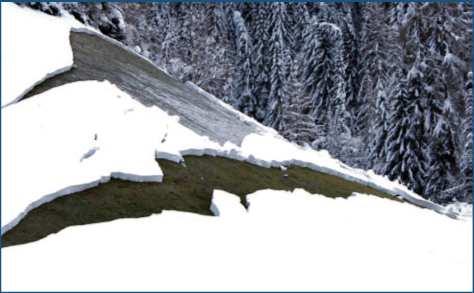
(210, 190), (247, 217)
(2, 189), (471, 291)
(1, 5), (471, 290)
(443, 52), (466, 68)
(185, 81), (271, 135)
(71, 26), (178, 81)
(156, 118), (468, 219)
(0, 3), (85, 107)
(318, 21), (342, 34)
(1, 81), (165, 234)
(184, 82), (469, 218)
(2, 3), (470, 235)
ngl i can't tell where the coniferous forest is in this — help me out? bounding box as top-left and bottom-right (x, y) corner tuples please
(23, 2), (473, 204)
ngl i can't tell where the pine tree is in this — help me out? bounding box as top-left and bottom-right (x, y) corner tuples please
(327, 29), (351, 157)
(281, 56), (319, 145)
(352, 4), (402, 169)
(420, 49), (459, 202)
(252, 4), (271, 122)
(263, 3), (291, 131)
(395, 3), (468, 200)
(358, 3), (401, 130)
(384, 65), (427, 195)
(341, 19), (359, 135)
(425, 98), (458, 202)
(231, 11), (257, 117)
(368, 77), (390, 171)
(301, 20), (348, 150)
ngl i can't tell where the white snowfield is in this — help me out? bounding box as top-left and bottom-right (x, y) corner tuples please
(1, 81), (166, 233)
(2, 190), (472, 291)
(1, 2), (471, 235)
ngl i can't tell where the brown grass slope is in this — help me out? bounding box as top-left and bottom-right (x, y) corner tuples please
(2, 156), (394, 247)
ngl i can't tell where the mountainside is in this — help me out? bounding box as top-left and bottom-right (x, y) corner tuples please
(4, 6), (455, 240)
(20, 2), (473, 204)
(1, 3), (472, 291)
(2, 1), (469, 239)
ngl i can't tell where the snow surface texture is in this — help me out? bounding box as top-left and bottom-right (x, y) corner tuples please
(1, 81), (165, 234)
(2, 190), (472, 291)
(2, 4), (471, 290)
(47, 27), (265, 145)
(0, 3), (85, 107)
(3, 77), (470, 233)
(1, 3), (471, 235)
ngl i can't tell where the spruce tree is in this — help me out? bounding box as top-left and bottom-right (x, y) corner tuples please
(252, 4), (271, 122)
(425, 98), (458, 202)
(263, 3), (291, 131)
(368, 77), (390, 172)
(341, 20), (359, 135)
(301, 20), (348, 150)
(231, 11), (257, 117)
(384, 66), (426, 195)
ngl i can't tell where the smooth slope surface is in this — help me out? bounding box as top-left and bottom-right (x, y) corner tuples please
(23, 30), (264, 145)
(2, 190), (472, 291)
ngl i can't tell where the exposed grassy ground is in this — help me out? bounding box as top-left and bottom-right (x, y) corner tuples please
(2, 156), (394, 247)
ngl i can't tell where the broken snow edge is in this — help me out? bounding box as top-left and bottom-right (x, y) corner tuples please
(1, 172), (163, 235)
(156, 148), (463, 220)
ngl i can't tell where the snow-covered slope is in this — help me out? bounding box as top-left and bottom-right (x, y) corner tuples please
(1, 3), (470, 236)
(24, 26), (266, 146)
(0, 3), (85, 107)
(2, 80), (166, 233)
(1, 3), (472, 291)
(2, 190), (472, 291)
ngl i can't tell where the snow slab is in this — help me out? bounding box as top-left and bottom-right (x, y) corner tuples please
(184, 81), (471, 219)
(1, 80), (165, 234)
(2, 3), (471, 235)
(2, 189), (471, 291)
(210, 190), (247, 217)
(1, 3), (85, 107)
(5, 76), (466, 237)
(185, 81), (273, 136)
(155, 97), (469, 220)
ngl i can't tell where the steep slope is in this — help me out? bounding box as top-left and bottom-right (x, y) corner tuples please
(1, 3), (469, 242)
(23, 30), (263, 146)
(1, 4), (472, 291)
